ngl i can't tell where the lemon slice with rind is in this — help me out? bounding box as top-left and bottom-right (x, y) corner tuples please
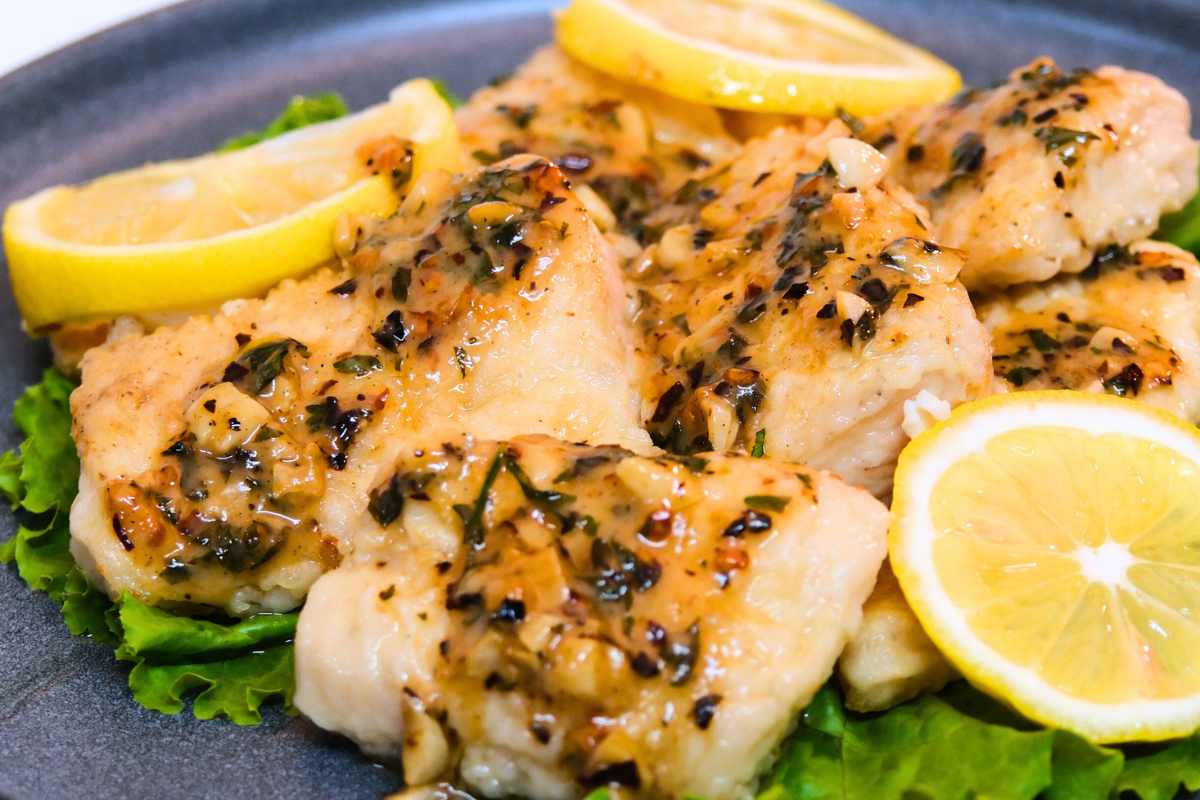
(3, 78), (462, 331)
(555, 0), (960, 116)
(890, 390), (1200, 743)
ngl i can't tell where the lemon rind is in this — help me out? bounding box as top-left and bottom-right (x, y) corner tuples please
(891, 390), (1200, 743)
(606, 0), (949, 77)
(4, 176), (396, 330)
(3, 78), (462, 330)
(557, 0), (961, 115)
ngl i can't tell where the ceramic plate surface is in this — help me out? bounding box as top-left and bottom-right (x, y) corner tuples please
(2, 1), (1200, 798)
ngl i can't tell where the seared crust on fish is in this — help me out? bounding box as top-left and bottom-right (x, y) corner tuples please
(866, 59), (1198, 290)
(627, 126), (991, 495)
(977, 240), (1200, 422)
(69, 159), (649, 616)
(295, 434), (888, 800)
(456, 46), (738, 244)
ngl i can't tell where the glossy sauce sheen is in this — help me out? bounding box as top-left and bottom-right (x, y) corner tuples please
(866, 59), (1198, 290)
(978, 240), (1200, 422)
(58, 36), (1200, 800)
(627, 126), (991, 496)
(295, 434), (888, 800)
(69, 158), (650, 616)
(456, 46), (739, 245)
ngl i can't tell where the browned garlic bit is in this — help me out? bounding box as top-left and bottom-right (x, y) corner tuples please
(61, 33), (1200, 796)
(68, 157), (650, 617)
(455, 46), (738, 251)
(295, 434), (888, 800)
(865, 59), (1198, 290)
(627, 125), (991, 496)
(977, 240), (1200, 421)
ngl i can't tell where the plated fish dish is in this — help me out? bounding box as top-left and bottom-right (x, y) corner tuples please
(6, 1), (1200, 799)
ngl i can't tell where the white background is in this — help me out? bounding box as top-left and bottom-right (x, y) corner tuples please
(1, 0), (180, 77)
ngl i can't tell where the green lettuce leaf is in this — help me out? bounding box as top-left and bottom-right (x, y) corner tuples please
(218, 92), (350, 152)
(110, 595), (298, 725)
(112, 596), (298, 726)
(762, 682), (1200, 800)
(1045, 730), (1124, 800)
(0, 368), (80, 588)
(1114, 736), (1200, 800)
(1, 369), (296, 724)
(429, 78), (464, 109)
(1156, 173), (1200, 256)
(10, 367), (79, 514)
(116, 594), (298, 724)
(5, 520), (73, 594)
(216, 79), (461, 155)
(126, 644), (295, 725)
(765, 684), (1056, 800)
(115, 593), (297, 661)
(60, 564), (121, 645)
(0, 449), (23, 502)
(932, 678), (1127, 800)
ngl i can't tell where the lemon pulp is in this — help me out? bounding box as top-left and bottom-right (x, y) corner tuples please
(4, 78), (461, 330)
(930, 426), (1200, 705)
(556, 0), (961, 115)
(35, 152), (362, 247)
(631, 0), (899, 65)
(890, 391), (1200, 742)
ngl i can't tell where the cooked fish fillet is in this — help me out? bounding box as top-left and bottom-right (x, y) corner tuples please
(295, 434), (888, 800)
(836, 560), (956, 712)
(839, 239), (1200, 712)
(977, 239), (1200, 421)
(627, 125), (991, 495)
(68, 158), (650, 617)
(864, 59), (1198, 290)
(44, 47), (734, 381)
(456, 46), (738, 244)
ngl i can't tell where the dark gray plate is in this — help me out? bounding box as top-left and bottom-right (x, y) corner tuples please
(2, 1), (1200, 798)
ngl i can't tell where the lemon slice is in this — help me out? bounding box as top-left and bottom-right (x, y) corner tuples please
(890, 390), (1200, 743)
(3, 79), (462, 331)
(555, 0), (960, 116)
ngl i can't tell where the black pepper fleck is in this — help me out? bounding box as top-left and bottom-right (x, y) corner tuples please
(631, 652), (660, 678)
(691, 694), (722, 730)
(492, 598), (527, 623)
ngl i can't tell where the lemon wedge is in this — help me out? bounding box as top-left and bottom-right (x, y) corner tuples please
(555, 0), (960, 116)
(3, 79), (462, 331)
(890, 390), (1200, 743)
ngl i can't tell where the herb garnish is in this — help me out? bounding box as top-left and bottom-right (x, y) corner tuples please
(463, 451), (504, 551)
(745, 495), (790, 512)
(367, 474), (404, 527)
(504, 455), (576, 513)
(1026, 328), (1062, 351)
(589, 538), (662, 607)
(1000, 366), (1042, 387)
(1035, 127), (1100, 166)
(722, 510), (772, 538)
(1103, 363), (1144, 397)
(660, 621), (700, 686)
(392, 267), (412, 302)
(233, 338), (305, 394)
(333, 355), (381, 375)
